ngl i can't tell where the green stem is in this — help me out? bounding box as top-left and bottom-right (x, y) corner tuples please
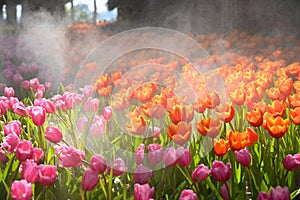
(206, 177), (223, 200)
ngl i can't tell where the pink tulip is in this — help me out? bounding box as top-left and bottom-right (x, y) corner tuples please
(135, 144), (145, 165)
(80, 85), (94, 97)
(179, 189), (198, 200)
(21, 160), (39, 183)
(134, 183), (155, 200)
(34, 99), (56, 113)
(108, 158), (127, 176)
(134, 164), (153, 184)
(0, 100), (9, 115)
(13, 73), (23, 85)
(191, 164), (211, 182)
(30, 106), (46, 126)
(4, 120), (22, 136)
(148, 143), (163, 166)
(0, 148), (8, 163)
(76, 116), (88, 133)
(270, 186), (290, 200)
(45, 126), (63, 143)
(103, 106), (113, 121)
(12, 102), (28, 117)
(234, 148), (251, 167)
(4, 87), (14, 97)
(84, 97), (99, 112)
(15, 140), (33, 162)
(211, 160), (232, 182)
(90, 115), (105, 137)
(90, 154), (107, 174)
(11, 180), (32, 200)
(38, 165), (57, 186)
(176, 147), (192, 167)
(56, 145), (86, 168)
(31, 147), (44, 163)
(257, 191), (271, 200)
(220, 184), (230, 200)
(81, 168), (99, 191)
(163, 147), (177, 167)
(2, 133), (20, 153)
(29, 78), (39, 91)
(22, 80), (30, 91)
(283, 154), (300, 171)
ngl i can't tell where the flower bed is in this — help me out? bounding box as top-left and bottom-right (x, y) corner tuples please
(0, 28), (300, 200)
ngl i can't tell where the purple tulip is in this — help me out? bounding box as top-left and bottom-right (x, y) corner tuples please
(270, 186), (290, 200)
(257, 191), (271, 200)
(211, 160), (232, 182)
(283, 154), (300, 171)
(234, 148), (251, 167)
(163, 147), (177, 167)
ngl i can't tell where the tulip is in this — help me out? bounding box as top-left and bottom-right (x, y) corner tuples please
(96, 74), (110, 87)
(80, 85), (94, 97)
(34, 99), (56, 113)
(289, 107), (300, 125)
(84, 97), (99, 112)
(76, 116), (88, 132)
(267, 100), (286, 117)
(196, 117), (221, 138)
(90, 115), (106, 137)
(13, 102), (28, 117)
(135, 144), (145, 165)
(4, 120), (22, 136)
(108, 158), (127, 176)
(246, 109), (263, 127)
(11, 180), (32, 200)
(167, 121), (192, 145)
(215, 103), (235, 123)
(270, 186), (290, 200)
(0, 148), (8, 163)
(21, 160), (39, 183)
(220, 184), (230, 200)
(31, 147), (44, 163)
(4, 87), (14, 97)
(168, 104), (194, 124)
(103, 106), (113, 121)
(126, 115), (146, 135)
(263, 112), (290, 138)
(15, 140), (33, 162)
(211, 160), (232, 182)
(283, 154), (300, 171)
(90, 154), (107, 174)
(30, 106), (46, 126)
(229, 87), (246, 105)
(45, 126), (63, 143)
(193, 97), (206, 113)
(163, 147), (177, 167)
(234, 148), (251, 166)
(214, 139), (229, 157)
(38, 165), (57, 186)
(257, 192), (270, 200)
(203, 91), (220, 109)
(288, 94), (300, 108)
(134, 164), (153, 184)
(179, 189), (198, 200)
(191, 164), (211, 182)
(134, 183), (155, 200)
(148, 143), (163, 166)
(2, 133), (20, 153)
(56, 145), (86, 168)
(22, 80), (30, 91)
(176, 147), (191, 167)
(81, 168), (99, 191)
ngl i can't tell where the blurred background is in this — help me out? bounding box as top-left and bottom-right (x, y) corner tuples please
(0, 0), (299, 35)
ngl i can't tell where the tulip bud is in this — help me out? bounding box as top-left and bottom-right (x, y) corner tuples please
(38, 165), (57, 186)
(134, 183), (155, 200)
(211, 160), (232, 182)
(103, 106), (113, 121)
(270, 186), (290, 200)
(134, 164), (153, 184)
(30, 106), (46, 126)
(163, 147), (177, 167)
(234, 148), (251, 166)
(179, 189), (198, 200)
(148, 143), (163, 166)
(135, 144), (145, 165)
(45, 126), (63, 143)
(11, 180), (32, 200)
(15, 140), (33, 162)
(21, 160), (39, 183)
(191, 164), (211, 182)
(176, 147), (191, 167)
(82, 168), (99, 191)
(90, 154), (107, 174)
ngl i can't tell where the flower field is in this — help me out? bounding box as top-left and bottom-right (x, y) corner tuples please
(0, 25), (300, 200)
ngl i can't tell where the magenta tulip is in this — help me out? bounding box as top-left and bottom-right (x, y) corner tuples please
(191, 164), (211, 182)
(283, 154), (300, 171)
(163, 147), (177, 167)
(38, 165), (57, 186)
(257, 191), (271, 200)
(4, 87), (14, 97)
(135, 143), (145, 165)
(103, 106), (113, 121)
(176, 147), (192, 167)
(270, 186), (290, 200)
(2, 133), (20, 153)
(179, 189), (198, 200)
(108, 158), (127, 176)
(211, 160), (232, 182)
(45, 126), (63, 143)
(4, 120), (22, 136)
(21, 160), (39, 183)
(148, 143), (163, 166)
(134, 164), (153, 184)
(31, 147), (44, 163)
(15, 140), (33, 162)
(134, 183), (155, 200)
(234, 148), (251, 167)
(30, 106), (46, 126)
(90, 154), (107, 174)
(81, 168), (99, 191)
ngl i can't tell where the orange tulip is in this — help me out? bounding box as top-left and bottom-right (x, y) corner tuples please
(263, 112), (290, 138)
(112, 91), (129, 110)
(152, 94), (167, 108)
(97, 85), (112, 96)
(246, 109), (263, 127)
(247, 101), (267, 113)
(227, 127), (258, 151)
(126, 115), (146, 135)
(214, 139), (229, 157)
(278, 78), (293, 97)
(196, 118), (222, 138)
(168, 104), (194, 124)
(136, 86), (154, 103)
(293, 80), (300, 94)
(267, 100), (286, 117)
(266, 87), (283, 101)
(230, 88), (246, 106)
(111, 71), (122, 86)
(96, 74), (110, 88)
(203, 91), (220, 109)
(192, 97), (207, 113)
(288, 94), (300, 108)
(216, 103), (235, 123)
(289, 107), (300, 125)
(167, 121), (192, 145)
